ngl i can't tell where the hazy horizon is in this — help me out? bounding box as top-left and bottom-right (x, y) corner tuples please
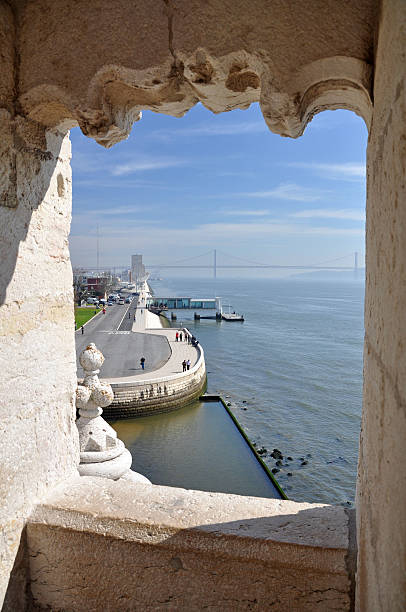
(69, 104), (367, 271)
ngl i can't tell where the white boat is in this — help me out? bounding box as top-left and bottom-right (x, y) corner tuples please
(221, 304), (244, 322)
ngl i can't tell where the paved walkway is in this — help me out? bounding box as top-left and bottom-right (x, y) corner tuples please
(75, 300), (171, 379)
(105, 284), (200, 383)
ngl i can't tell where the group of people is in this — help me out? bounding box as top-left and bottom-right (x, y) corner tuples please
(175, 330), (187, 342)
(175, 330), (199, 347)
(182, 359), (191, 372)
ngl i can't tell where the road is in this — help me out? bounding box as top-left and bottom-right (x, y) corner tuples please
(75, 297), (171, 379)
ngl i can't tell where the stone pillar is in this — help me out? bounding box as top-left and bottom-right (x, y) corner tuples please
(0, 112), (79, 606)
(76, 343), (150, 484)
(356, 0), (406, 609)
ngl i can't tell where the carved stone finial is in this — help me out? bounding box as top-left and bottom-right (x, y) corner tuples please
(76, 343), (150, 484)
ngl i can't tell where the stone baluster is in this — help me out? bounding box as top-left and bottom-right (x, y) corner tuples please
(76, 343), (150, 483)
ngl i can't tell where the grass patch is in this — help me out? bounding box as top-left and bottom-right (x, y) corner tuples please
(75, 307), (100, 329)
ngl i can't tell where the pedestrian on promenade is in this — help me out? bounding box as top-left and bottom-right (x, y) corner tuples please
(179, 332), (183, 341)
(175, 331), (179, 342)
(182, 359), (186, 372)
(81, 325), (84, 335)
(140, 357), (145, 370)
(186, 359), (191, 370)
(184, 331), (188, 342)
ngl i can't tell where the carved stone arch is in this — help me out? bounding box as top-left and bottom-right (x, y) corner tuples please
(17, 54), (373, 150)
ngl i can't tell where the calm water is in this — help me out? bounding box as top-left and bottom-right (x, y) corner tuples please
(149, 275), (364, 506)
(112, 400), (282, 499)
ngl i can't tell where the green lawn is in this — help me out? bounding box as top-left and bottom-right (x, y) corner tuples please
(75, 307), (100, 329)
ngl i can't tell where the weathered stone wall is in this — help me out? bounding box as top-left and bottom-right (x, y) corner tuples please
(2, 0), (406, 609)
(13, 0), (376, 146)
(0, 37), (79, 602)
(105, 352), (206, 419)
(27, 477), (355, 611)
(356, 0), (406, 609)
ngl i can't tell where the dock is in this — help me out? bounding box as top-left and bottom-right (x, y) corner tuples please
(148, 296), (220, 310)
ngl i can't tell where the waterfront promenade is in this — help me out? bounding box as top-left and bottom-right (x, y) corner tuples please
(75, 283), (206, 417)
(104, 286), (200, 384)
(75, 300), (171, 378)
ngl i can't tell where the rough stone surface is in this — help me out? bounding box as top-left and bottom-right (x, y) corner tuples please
(27, 477), (353, 611)
(11, 0), (377, 146)
(1, 1), (405, 609)
(76, 343), (150, 482)
(0, 4), (14, 114)
(105, 353), (207, 418)
(0, 124), (79, 607)
(356, 1), (406, 610)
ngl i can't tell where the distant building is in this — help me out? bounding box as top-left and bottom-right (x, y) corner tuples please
(131, 254), (147, 286)
(86, 277), (107, 298)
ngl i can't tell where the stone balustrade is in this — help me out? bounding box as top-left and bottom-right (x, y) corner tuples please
(27, 476), (355, 611)
(76, 343), (150, 483)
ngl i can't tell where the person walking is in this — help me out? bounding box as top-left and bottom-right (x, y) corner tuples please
(140, 357), (145, 370)
(179, 331), (183, 342)
(175, 331), (179, 342)
(182, 359), (186, 372)
(186, 359), (191, 371)
(81, 325), (84, 335)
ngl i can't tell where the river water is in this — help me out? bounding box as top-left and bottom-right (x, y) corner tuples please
(112, 400), (283, 499)
(147, 275), (364, 507)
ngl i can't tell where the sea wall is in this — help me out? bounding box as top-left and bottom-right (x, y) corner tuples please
(104, 346), (206, 419)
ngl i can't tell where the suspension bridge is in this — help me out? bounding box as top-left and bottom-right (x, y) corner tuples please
(75, 250), (362, 279)
(145, 249), (361, 279)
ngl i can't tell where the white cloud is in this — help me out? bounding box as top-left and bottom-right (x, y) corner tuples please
(287, 162), (366, 181)
(111, 157), (186, 176)
(291, 208), (365, 221)
(234, 183), (326, 202)
(89, 205), (143, 216)
(151, 122), (267, 140)
(220, 208), (271, 217)
(71, 220), (363, 248)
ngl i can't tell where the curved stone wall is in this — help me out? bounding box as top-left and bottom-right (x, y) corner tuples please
(103, 346), (207, 419)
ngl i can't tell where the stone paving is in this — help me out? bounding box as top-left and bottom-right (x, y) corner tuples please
(105, 287), (199, 383)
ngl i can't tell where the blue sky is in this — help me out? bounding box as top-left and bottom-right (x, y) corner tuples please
(69, 103), (367, 275)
